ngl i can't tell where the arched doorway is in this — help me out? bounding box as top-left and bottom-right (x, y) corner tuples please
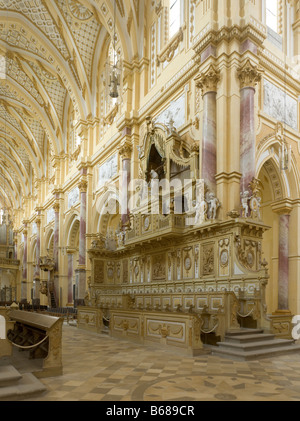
(257, 146), (300, 316)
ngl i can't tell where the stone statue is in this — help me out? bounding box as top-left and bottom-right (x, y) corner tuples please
(207, 193), (220, 220)
(193, 199), (208, 225)
(240, 191), (250, 218)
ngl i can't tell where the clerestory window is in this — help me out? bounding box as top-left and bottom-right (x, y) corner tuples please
(266, 0), (279, 33)
(169, 0), (181, 38)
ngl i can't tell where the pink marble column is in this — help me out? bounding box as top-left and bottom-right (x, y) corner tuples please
(53, 202), (60, 306)
(237, 60), (262, 195)
(278, 214), (290, 311)
(33, 218), (41, 305)
(14, 232), (18, 259)
(75, 178), (87, 306)
(67, 251), (74, 304)
(240, 86), (256, 194)
(195, 65), (219, 194)
(21, 225), (28, 302)
(119, 142), (132, 228)
(202, 91), (217, 193)
(79, 184), (87, 267)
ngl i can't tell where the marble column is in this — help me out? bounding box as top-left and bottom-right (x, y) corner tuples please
(53, 202), (60, 306)
(21, 224), (28, 303)
(278, 214), (290, 311)
(13, 232), (17, 259)
(119, 141), (132, 229)
(33, 217), (41, 306)
(195, 64), (220, 194)
(79, 180), (87, 267)
(237, 59), (262, 195)
(67, 250), (74, 304)
(75, 178), (87, 307)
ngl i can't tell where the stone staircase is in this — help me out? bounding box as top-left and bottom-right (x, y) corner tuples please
(0, 364), (46, 401)
(212, 328), (300, 361)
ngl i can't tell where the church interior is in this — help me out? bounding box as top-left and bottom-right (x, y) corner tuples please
(1, 0), (300, 402)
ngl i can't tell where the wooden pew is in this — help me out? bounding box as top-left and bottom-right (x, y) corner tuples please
(7, 310), (63, 378)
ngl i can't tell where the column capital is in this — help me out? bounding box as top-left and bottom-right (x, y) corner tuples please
(194, 64), (220, 96)
(53, 201), (60, 213)
(35, 217), (41, 226)
(118, 141), (132, 159)
(78, 178), (88, 193)
(66, 247), (76, 255)
(237, 59), (264, 89)
(272, 199), (293, 215)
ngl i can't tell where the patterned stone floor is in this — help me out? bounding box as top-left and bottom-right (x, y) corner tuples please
(20, 324), (300, 401)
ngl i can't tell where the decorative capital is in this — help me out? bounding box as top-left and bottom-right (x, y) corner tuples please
(53, 202), (60, 213)
(118, 141), (132, 160)
(35, 217), (41, 226)
(237, 59), (263, 89)
(195, 64), (220, 95)
(78, 179), (88, 193)
(272, 199), (293, 215)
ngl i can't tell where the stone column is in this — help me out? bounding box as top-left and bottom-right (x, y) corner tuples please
(67, 249), (75, 305)
(277, 213), (290, 311)
(53, 201), (60, 306)
(271, 200), (293, 317)
(21, 223), (28, 303)
(33, 217), (41, 306)
(237, 59), (262, 195)
(75, 178), (88, 307)
(118, 141), (132, 229)
(195, 64), (220, 194)
(13, 231), (18, 259)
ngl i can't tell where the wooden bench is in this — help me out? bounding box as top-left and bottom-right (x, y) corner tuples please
(7, 310), (63, 378)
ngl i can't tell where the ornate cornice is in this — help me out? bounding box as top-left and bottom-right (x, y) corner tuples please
(193, 20), (267, 60)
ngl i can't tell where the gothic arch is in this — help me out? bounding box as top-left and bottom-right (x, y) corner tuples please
(256, 135), (300, 200)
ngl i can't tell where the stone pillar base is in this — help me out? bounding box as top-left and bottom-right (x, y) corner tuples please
(74, 298), (85, 308)
(269, 313), (293, 339)
(75, 268), (86, 303)
(32, 298), (40, 308)
(272, 309), (292, 315)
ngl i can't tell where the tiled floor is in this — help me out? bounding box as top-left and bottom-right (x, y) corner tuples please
(19, 324), (300, 401)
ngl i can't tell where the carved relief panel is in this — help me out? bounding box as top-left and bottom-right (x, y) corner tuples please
(194, 245), (199, 278)
(152, 253), (166, 281)
(107, 261), (115, 283)
(218, 238), (230, 277)
(183, 247), (193, 279)
(122, 259), (128, 284)
(93, 259), (104, 284)
(201, 243), (214, 276)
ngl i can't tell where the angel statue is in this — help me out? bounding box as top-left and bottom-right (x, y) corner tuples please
(207, 192), (220, 220)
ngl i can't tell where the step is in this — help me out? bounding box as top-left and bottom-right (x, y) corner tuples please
(217, 338), (295, 352)
(212, 343), (300, 361)
(0, 365), (22, 387)
(224, 333), (276, 343)
(226, 328), (265, 336)
(0, 372), (47, 401)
